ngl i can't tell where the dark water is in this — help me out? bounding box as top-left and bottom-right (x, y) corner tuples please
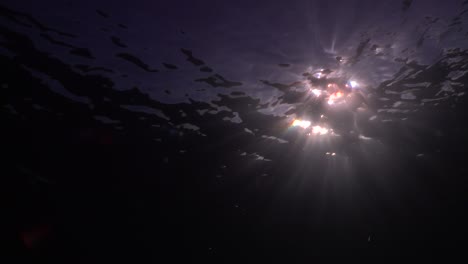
(3, 0), (468, 261)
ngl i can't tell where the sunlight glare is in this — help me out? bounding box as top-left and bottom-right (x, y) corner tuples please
(292, 119), (311, 129)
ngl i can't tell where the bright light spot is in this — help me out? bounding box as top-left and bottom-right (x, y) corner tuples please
(349, 81), (359, 88)
(359, 135), (372, 140)
(312, 125), (329, 135)
(311, 89), (322, 97)
(331, 153), (336, 156)
(292, 119), (311, 129)
(328, 91), (344, 105)
(320, 114), (324, 118)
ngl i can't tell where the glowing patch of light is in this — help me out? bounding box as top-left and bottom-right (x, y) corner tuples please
(359, 135), (372, 140)
(311, 89), (322, 97)
(312, 125), (329, 135)
(349, 81), (359, 88)
(313, 70), (323, 79)
(291, 119), (311, 129)
(327, 91), (343, 105)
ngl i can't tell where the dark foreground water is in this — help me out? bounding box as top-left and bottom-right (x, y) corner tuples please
(3, 0), (468, 261)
